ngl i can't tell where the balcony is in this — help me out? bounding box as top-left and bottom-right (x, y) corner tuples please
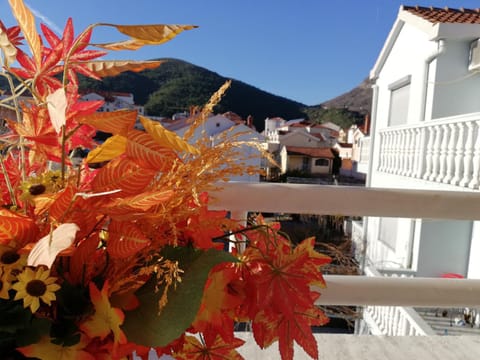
(377, 112), (480, 189)
(207, 182), (480, 359)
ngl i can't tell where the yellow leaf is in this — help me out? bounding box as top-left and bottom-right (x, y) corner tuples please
(46, 88), (67, 133)
(8, 0), (41, 66)
(80, 281), (126, 344)
(86, 135), (127, 163)
(80, 60), (165, 77)
(18, 335), (93, 360)
(0, 27), (17, 66)
(78, 110), (137, 136)
(140, 116), (200, 155)
(95, 24), (197, 50)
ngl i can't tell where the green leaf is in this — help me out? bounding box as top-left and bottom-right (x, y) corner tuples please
(122, 247), (237, 347)
(16, 318), (51, 347)
(0, 299), (31, 333)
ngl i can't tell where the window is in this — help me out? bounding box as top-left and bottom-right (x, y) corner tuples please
(315, 158), (329, 166)
(388, 75), (411, 126)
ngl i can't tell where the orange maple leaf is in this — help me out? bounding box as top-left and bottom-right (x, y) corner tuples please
(175, 334), (245, 360)
(80, 281), (127, 345)
(18, 335), (94, 360)
(7, 103), (62, 163)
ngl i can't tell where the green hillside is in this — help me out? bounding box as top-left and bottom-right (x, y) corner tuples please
(79, 58), (307, 131)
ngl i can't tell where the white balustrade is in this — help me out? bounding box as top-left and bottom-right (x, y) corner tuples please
(377, 113), (480, 189)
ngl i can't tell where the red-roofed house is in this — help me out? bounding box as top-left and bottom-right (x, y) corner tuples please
(280, 146), (334, 175)
(263, 117), (342, 178)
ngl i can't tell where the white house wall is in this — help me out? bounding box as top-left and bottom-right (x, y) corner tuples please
(367, 217), (413, 269)
(414, 219), (471, 277)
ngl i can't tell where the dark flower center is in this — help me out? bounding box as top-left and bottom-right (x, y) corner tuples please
(26, 280), (46, 297)
(29, 184), (46, 196)
(1, 251), (19, 265)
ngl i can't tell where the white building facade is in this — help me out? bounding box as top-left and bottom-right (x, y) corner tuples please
(362, 5), (480, 279)
(350, 5), (480, 336)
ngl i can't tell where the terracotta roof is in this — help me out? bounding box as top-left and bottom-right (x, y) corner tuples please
(403, 5), (480, 24)
(286, 146), (334, 158)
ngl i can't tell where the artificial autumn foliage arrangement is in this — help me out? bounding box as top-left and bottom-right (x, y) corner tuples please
(0, 1), (331, 359)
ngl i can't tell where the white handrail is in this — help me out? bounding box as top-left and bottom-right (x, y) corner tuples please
(210, 182), (480, 220)
(317, 276), (480, 307)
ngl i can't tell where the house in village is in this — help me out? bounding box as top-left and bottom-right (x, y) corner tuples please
(81, 91), (145, 115)
(164, 113), (262, 182)
(354, 5), (480, 335)
(263, 117), (340, 179)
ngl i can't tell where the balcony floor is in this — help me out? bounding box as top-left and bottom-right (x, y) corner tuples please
(236, 333), (480, 359)
(418, 308), (480, 336)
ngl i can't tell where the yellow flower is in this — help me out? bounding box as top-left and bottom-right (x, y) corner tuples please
(19, 170), (62, 202)
(0, 267), (11, 300)
(12, 267), (60, 313)
(0, 245), (26, 274)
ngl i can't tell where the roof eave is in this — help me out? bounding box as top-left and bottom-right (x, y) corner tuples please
(370, 18), (404, 81)
(431, 23), (480, 40)
(370, 7), (438, 81)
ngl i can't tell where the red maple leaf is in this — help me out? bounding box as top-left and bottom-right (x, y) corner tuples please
(253, 306), (329, 360)
(41, 18), (106, 86)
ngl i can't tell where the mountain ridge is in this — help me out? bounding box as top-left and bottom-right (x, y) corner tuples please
(77, 58), (372, 131)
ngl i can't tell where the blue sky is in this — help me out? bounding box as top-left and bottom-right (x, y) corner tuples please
(2, 0), (480, 105)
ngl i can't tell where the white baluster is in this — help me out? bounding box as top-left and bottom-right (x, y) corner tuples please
(392, 308), (400, 335)
(428, 126), (442, 181)
(405, 128), (415, 177)
(388, 307), (395, 335)
(383, 131), (393, 173)
(460, 121), (475, 187)
(415, 127), (427, 178)
(469, 120), (480, 189)
(401, 130), (410, 176)
(436, 124), (450, 182)
(398, 311), (407, 336)
(396, 131), (405, 175)
(451, 122), (466, 186)
(443, 123), (457, 184)
(423, 127), (434, 180)
(408, 324), (415, 336)
(378, 132), (386, 172)
(381, 307), (388, 334)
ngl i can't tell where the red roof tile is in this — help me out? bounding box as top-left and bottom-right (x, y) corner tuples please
(286, 146), (334, 158)
(403, 5), (480, 24)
